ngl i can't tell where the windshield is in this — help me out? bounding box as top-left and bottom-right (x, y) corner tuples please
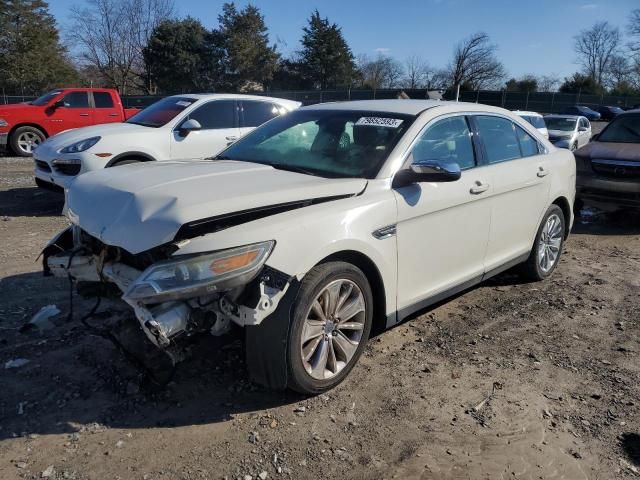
(597, 115), (640, 143)
(216, 109), (414, 178)
(545, 117), (576, 131)
(31, 90), (62, 106)
(522, 115), (546, 129)
(126, 96), (198, 127)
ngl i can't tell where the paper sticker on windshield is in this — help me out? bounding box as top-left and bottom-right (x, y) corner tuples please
(356, 117), (404, 128)
(176, 100), (191, 107)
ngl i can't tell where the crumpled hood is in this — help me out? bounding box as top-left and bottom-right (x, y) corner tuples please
(41, 122), (150, 150)
(576, 141), (640, 162)
(67, 160), (367, 254)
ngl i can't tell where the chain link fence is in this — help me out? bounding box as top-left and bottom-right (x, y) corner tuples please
(3, 89), (640, 112)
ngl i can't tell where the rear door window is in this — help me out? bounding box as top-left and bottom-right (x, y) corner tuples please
(242, 101), (282, 127)
(62, 92), (89, 108)
(515, 126), (539, 157)
(93, 92), (114, 108)
(475, 116), (521, 164)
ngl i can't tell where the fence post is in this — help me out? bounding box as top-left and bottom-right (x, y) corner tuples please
(525, 90), (530, 110)
(550, 92), (555, 112)
(501, 89), (506, 108)
(320, 91), (323, 103)
(475, 89), (480, 103)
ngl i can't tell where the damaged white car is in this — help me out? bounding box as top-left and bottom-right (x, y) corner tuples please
(44, 100), (576, 394)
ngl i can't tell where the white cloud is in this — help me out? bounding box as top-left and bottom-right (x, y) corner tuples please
(580, 3), (597, 9)
(374, 47), (391, 54)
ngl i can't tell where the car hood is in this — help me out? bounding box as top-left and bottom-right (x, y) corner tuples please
(548, 130), (574, 137)
(576, 141), (640, 161)
(66, 160), (367, 254)
(42, 122), (151, 150)
(0, 102), (42, 117)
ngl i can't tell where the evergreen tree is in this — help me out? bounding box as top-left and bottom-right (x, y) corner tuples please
(0, 0), (77, 94)
(217, 2), (279, 90)
(143, 18), (225, 93)
(299, 10), (356, 89)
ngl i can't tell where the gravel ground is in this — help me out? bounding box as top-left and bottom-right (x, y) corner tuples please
(0, 149), (639, 480)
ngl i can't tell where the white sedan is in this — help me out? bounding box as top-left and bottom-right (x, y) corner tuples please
(33, 94), (301, 190)
(44, 100), (576, 394)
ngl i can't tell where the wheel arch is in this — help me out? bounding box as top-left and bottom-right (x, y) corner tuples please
(105, 151), (156, 167)
(551, 196), (572, 239)
(8, 123), (49, 139)
(317, 250), (388, 336)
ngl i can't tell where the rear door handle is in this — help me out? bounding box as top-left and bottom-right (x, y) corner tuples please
(108, 113), (118, 117)
(79, 113), (89, 117)
(470, 181), (489, 194)
(537, 167), (548, 178)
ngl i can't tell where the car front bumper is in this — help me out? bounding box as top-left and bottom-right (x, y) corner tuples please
(0, 132), (7, 147)
(577, 174), (640, 210)
(32, 144), (96, 190)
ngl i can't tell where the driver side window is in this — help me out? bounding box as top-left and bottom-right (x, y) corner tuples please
(410, 116), (476, 170)
(62, 92), (89, 108)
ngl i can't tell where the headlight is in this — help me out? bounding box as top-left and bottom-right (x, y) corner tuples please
(59, 136), (101, 154)
(0, 118), (8, 127)
(124, 241), (275, 302)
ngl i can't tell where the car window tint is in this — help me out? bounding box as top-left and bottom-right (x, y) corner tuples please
(186, 100), (236, 129)
(597, 114), (640, 143)
(242, 101), (281, 127)
(93, 92), (114, 108)
(63, 92), (89, 108)
(410, 116), (475, 170)
(515, 126), (539, 157)
(476, 115), (521, 164)
(531, 116), (546, 129)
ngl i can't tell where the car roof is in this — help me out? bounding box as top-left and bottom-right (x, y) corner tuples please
(545, 114), (583, 120)
(513, 110), (542, 117)
(167, 93), (301, 109)
(300, 99), (520, 116)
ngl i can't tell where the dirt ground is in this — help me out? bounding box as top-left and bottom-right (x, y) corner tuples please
(0, 150), (638, 480)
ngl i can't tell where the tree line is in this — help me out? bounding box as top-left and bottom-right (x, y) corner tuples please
(1, 0), (640, 97)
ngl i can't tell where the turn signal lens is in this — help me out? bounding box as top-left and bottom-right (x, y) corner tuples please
(210, 250), (260, 274)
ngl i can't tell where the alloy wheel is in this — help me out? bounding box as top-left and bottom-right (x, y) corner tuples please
(538, 213), (563, 273)
(300, 279), (366, 380)
(17, 132), (42, 154)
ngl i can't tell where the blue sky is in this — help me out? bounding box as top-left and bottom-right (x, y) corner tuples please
(49, 0), (638, 80)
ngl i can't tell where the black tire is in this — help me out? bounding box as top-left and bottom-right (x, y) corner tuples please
(10, 126), (45, 157)
(521, 205), (565, 281)
(286, 261), (373, 394)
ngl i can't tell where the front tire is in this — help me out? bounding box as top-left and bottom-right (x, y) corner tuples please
(10, 126), (45, 157)
(521, 205), (565, 281)
(286, 261), (373, 394)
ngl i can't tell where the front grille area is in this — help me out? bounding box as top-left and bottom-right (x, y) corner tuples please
(53, 163), (81, 175)
(591, 159), (640, 180)
(35, 159), (51, 172)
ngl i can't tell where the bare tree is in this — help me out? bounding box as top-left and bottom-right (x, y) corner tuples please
(357, 53), (403, 90)
(447, 32), (505, 95)
(537, 74), (561, 92)
(68, 0), (174, 93)
(606, 54), (631, 88)
(573, 21), (620, 87)
(403, 55), (432, 89)
(628, 9), (640, 53)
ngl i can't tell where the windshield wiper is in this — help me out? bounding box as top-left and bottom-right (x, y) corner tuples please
(269, 164), (321, 177)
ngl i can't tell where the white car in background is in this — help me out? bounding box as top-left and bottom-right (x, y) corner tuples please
(44, 100), (576, 394)
(544, 115), (592, 151)
(33, 94), (301, 190)
(514, 111), (549, 138)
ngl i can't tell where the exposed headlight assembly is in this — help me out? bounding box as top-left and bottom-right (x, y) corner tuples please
(0, 118), (8, 127)
(124, 241), (275, 303)
(59, 136), (101, 154)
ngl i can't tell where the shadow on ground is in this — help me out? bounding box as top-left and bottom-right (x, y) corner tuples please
(572, 207), (640, 236)
(0, 187), (64, 217)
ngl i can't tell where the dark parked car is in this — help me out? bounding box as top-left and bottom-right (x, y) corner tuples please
(561, 105), (601, 121)
(574, 110), (640, 211)
(593, 105), (624, 121)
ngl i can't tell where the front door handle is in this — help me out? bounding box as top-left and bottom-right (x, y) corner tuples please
(79, 113), (89, 117)
(225, 136), (238, 141)
(537, 167), (548, 178)
(470, 181), (489, 194)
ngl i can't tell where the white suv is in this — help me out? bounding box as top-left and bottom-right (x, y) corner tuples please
(33, 94), (301, 190)
(44, 100), (576, 394)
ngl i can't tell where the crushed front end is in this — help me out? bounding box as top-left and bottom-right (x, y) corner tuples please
(43, 226), (291, 352)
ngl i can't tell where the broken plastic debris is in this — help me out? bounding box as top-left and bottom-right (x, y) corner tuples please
(21, 304), (60, 333)
(5, 358), (30, 369)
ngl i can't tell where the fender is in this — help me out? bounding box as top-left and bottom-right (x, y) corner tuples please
(105, 151), (156, 167)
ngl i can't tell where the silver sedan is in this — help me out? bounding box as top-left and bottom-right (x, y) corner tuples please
(544, 115), (592, 151)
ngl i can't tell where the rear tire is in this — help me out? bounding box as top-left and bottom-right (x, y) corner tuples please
(286, 261), (373, 394)
(10, 126), (45, 157)
(521, 205), (565, 281)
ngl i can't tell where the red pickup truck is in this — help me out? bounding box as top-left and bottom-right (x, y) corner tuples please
(0, 88), (139, 156)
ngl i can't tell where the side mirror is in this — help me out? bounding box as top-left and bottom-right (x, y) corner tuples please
(178, 118), (202, 137)
(53, 99), (65, 109)
(578, 126), (588, 132)
(393, 159), (461, 187)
